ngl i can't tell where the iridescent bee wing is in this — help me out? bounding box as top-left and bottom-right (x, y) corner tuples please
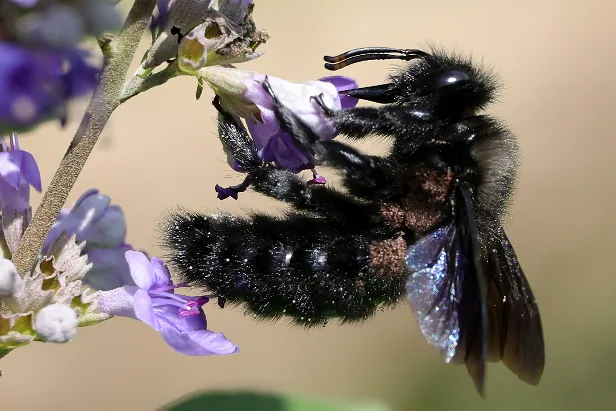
(406, 184), (488, 396)
(484, 227), (545, 385)
(405, 223), (460, 362)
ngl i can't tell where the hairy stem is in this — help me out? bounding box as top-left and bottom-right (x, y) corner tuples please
(12, 0), (157, 277)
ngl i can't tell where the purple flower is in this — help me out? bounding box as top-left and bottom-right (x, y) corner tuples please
(0, 133), (41, 255)
(83, 244), (134, 291)
(203, 67), (359, 199)
(10, 0), (38, 7)
(244, 74), (359, 173)
(46, 189), (126, 250)
(44, 189), (133, 291)
(0, 133), (41, 213)
(5, 0), (122, 50)
(0, 42), (99, 131)
(98, 251), (238, 356)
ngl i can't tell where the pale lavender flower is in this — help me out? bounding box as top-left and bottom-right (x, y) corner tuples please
(3, 0), (122, 50)
(0, 133), (41, 254)
(44, 189), (134, 291)
(244, 74), (359, 173)
(84, 244), (134, 291)
(9, 0), (38, 7)
(0, 42), (99, 131)
(201, 67), (359, 199)
(46, 189), (126, 249)
(0, 0), (118, 131)
(98, 251), (238, 356)
(0, 133), (41, 212)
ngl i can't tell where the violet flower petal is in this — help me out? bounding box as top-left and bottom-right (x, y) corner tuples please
(96, 286), (139, 319)
(245, 107), (279, 149)
(159, 327), (239, 356)
(156, 304), (206, 332)
(10, 0), (38, 7)
(149, 257), (173, 289)
(320, 75), (360, 109)
(125, 250), (157, 291)
(83, 245), (134, 291)
(133, 288), (159, 330)
(0, 178), (30, 212)
(0, 153), (21, 189)
(11, 150), (42, 192)
(242, 74), (357, 173)
(78, 205), (126, 248)
(97, 250), (239, 357)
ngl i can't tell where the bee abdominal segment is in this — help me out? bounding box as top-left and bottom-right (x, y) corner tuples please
(163, 212), (407, 327)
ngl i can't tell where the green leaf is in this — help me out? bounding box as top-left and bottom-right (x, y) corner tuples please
(159, 391), (391, 411)
(196, 78), (204, 100)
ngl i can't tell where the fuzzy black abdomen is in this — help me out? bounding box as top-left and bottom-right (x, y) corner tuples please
(163, 211), (407, 326)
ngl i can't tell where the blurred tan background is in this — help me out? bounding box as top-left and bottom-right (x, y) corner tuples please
(2, 0), (616, 410)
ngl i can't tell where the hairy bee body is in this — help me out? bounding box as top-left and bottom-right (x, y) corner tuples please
(163, 47), (544, 396)
(167, 211), (405, 325)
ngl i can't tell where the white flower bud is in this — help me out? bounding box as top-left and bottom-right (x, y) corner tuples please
(34, 303), (78, 343)
(0, 258), (22, 297)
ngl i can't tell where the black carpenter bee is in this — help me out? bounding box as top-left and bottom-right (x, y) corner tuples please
(163, 46), (545, 396)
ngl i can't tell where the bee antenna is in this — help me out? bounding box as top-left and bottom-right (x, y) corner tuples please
(324, 47), (429, 71)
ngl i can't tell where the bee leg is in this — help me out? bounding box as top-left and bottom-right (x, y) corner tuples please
(213, 96), (376, 218)
(313, 93), (435, 147)
(213, 95), (263, 172)
(249, 165), (378, 223)
(212, 96), (266, 200)
(315, 140), (400, 201)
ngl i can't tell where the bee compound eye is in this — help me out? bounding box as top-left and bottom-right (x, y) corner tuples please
(417, 70), (471, 93)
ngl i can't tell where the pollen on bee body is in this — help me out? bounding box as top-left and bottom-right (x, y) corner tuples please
(368, 237), (407, 276)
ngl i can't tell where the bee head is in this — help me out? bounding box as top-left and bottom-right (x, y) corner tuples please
(324, 47), (498, 116)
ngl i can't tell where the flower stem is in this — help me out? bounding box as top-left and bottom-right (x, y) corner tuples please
(11, 0), (157, 277)
(120, 60), (182, 103)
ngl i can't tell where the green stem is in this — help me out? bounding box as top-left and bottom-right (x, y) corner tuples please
(11, 0), (157, 277)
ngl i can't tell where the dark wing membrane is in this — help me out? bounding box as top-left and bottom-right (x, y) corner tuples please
(485, 227), (545, 385)
(405, 183), (487, 396)
(454, 183), (488, 397)
(406, 223), (460, 363)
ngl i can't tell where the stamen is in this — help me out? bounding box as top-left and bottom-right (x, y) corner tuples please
(10, 132), (19, 151)
(154, 282), (190, 292)
(149, 290), (191, 304)
(151, 294), (209, 317)
(179, 302), (201, 317)
(178, 297), (210, 317)
(151, 298), (186, 310)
